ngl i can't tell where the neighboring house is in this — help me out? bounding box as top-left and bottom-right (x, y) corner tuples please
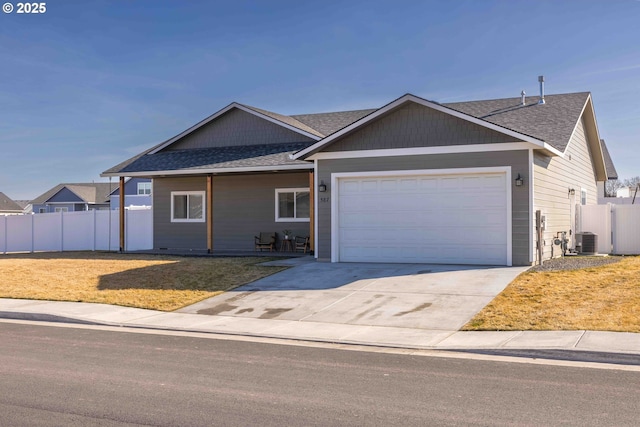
(102, 86), (614, 266)
(605, 186), (640, 205)
(109, 177), (153, 210)
(14, 200), (32, 214)
(31, 183), (114, 213)
(615, 186), (639, 198)
(0, 192), (24, 215)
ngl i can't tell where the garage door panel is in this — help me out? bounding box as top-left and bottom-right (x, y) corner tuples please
(419, 178), (439, 191)
(360, 180), (379, 192)
(337, 172), (509, 265)
(340, 180), (362, 194)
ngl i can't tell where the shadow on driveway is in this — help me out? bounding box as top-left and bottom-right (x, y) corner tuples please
(179, 262), (529, 331)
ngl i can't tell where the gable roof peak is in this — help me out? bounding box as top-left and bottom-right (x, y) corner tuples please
(238, 103), (325, 138)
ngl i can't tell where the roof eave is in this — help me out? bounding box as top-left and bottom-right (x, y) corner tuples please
(101, 163), (313, 178)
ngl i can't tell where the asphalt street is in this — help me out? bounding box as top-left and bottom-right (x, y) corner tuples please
(1, 321), (639, 426)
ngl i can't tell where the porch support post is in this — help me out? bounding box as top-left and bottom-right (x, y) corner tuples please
(119, 176), (125, 252)
(207, 175), (213, 253)
(309, 170), (314, 253)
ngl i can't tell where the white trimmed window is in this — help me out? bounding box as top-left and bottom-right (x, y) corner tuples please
(171, 191), (205, 222)
(137, 182), (152, 195)
(581, 188), (587, 205)
(275, 188), (310, 222)
(54, 207), (68, 213)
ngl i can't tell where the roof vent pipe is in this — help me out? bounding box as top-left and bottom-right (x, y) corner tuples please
(538, 75), (545, 104)
(521, 90), (526, 105)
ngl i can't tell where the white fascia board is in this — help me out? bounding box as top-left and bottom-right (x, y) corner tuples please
(101, 163), (313, 178)
(331, 166), (511, 179)
(307, 142), (538, 160)
(542, 143), (564, 157)
(149, 103), (321, 155)
(293, 94), (547, 160)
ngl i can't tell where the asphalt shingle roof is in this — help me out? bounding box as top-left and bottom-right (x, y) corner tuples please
(118, 142), (311, 173)
(0, 192), (23, 212)
(600, 139), (618, 180)
(291, 109), (377, 137)
(103, 92), (599, 176)
(444, 92), (590, 151)
(240, 104), (325, 138)
(31, 183), (115, 205)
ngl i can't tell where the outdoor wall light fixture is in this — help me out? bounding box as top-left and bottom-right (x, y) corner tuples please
(318, 181), (327, 192)
(515, 174), (524, 187)
(568, 188), (576, 195)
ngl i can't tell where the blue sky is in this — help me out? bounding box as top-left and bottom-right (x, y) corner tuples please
(1, 0), (638, 199)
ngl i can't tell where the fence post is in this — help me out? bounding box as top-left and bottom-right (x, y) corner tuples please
(2, 215), (6, 254)
(60, 210), (64, 252)
(611, 204), (616, 254)
(30, 214), (34, 253)
(93, 209), (97, 252)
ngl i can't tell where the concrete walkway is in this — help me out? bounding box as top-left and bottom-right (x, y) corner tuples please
(1, 299), (639, 357)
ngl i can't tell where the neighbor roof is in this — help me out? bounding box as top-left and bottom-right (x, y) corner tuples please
(0, 192), (23, 212)
(600, 139), (618, 180)
(31, 183), (116, 205)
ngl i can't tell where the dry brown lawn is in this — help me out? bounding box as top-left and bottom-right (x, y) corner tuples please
(464, 256), (640, 332)
(0, 252), (286, 311)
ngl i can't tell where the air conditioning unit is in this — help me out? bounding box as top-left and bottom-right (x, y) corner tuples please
(576, 232), (598, 255)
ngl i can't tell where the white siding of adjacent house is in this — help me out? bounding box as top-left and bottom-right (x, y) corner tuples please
(533, 117), (598, 261)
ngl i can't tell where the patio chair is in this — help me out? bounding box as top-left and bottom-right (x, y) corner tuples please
(294, 236), (310, 253)
(254, 232), (276, 252)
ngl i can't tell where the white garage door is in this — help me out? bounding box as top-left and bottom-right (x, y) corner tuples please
(337, 171), (509, 265)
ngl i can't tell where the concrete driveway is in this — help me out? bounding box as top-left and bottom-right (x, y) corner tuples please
(179, 260), (529, 332)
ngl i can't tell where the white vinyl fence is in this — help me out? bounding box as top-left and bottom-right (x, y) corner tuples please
(0, 209), (152, 254)
(578, 203), (640, 255)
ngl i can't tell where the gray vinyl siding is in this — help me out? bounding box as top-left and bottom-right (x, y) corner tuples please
(316, 151), (530, 265)
(325, 103), (517, 152)
(167, 108), (314, 151)
(153, 173), (311, 250)
(153, 177), (207, 249)
(212, 172), (310, 251)
(533, 117), (598, 260)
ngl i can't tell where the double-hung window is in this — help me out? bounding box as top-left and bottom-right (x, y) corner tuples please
(275, 188), (310, 222)
(171, 191), (205, 222)
(137, 182), (152, 195)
